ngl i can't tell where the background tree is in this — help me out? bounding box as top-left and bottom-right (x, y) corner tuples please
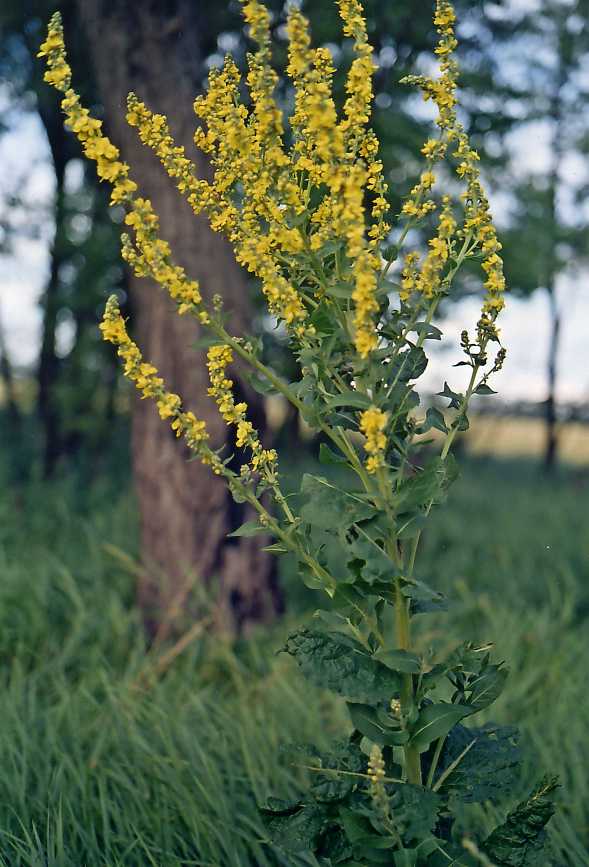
(71, 0), (285, 636)
(0, 0), (124, 479)
(479, 0), (589, 468)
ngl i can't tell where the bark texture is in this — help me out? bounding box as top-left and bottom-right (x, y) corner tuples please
(75, 0), (281, 635)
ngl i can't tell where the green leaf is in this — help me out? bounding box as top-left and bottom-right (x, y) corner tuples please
(245, 371), (279, 395)
(410, 703), (472, 751)
(396, 456), (459, 512)
(307, 740), (366, 803)
(261, 542), (288, 554)
(324, 391), (372, 410)
(475, 384), (497, 395)
(319, 443), (349, 466)
(316, 824), (354, 863)
(374, 649), (422, 674)
(310, 304), (338, 335)
(412, 321), (443, 341)
(389, 784), (441, 845)
(283, 628), (401, 703)
(454, 413), (470, 432)
(347, 702), (409, 746)
(227, 521), (265, 538)
(400, 577), (445, 604)
(467, 665), (508, 713)
(347, 532), (396, 585)
(300, 474), (377, 530)
(396, 513), (428, 540)
(339, 806), (396, 853)
(326, 281), (354, 299)
(418, 406), (448, 435)
(482, 776), (559, 866)
(435, 723), (521, 804)
(393, 346), (428, 382)
(437, 382), (463, 409)
(261, 802), (327, 853)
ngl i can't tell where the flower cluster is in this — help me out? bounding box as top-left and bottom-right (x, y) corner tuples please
(38, 15), (137, 207)
(39, 15), (209, 329)
(39, 0), (508, 549)
(359, 407), (389, 474)
(99, 296), (219, 467)
(367, 743), (386, 788)
(206, 344), (278, 472)
(403, 0), (505, 341)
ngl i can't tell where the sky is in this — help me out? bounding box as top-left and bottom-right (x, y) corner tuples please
(0, 0), (587, 405)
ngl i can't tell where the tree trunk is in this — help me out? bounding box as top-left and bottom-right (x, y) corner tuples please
(543, 12), (567, 473)
(75, 0), (281, 636)
(544, 284), (560, 471)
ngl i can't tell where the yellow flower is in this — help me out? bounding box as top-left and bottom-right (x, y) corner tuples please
(99, 295), (218, 466)
(359, 407), (388, 473)
(206, 344), (277, 474)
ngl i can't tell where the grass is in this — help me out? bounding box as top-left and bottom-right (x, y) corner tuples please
(0, 455), (587, 864)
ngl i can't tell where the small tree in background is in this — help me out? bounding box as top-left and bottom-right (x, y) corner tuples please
(486, 0), (589, 468)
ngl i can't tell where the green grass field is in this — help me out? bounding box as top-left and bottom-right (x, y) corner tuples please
(0, 456), (587, 865)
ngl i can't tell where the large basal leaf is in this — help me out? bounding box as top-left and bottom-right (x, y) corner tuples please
(261, 801), (328, 853)
(389, 784), (441, 845)
(283, 628), (401, 703)
(434, 723), (521, 804)
(316, 824), (354, 864)
(482, 776), (559, 866)
(300, 474), (377, 530)
(308, 740), (367, 803)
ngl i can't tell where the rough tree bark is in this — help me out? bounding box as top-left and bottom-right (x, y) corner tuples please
(75, 0), (281, 636)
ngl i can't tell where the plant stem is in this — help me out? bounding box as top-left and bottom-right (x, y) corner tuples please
(406, 352), (481, 575)
(394, 578), (422, 785)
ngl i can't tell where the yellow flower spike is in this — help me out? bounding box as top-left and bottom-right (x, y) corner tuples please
(359, 407), (388, 474)
(286, 8), (343, 183)
(206, 344), (277, 473)
(38, 17), (212, 328)
(126, 93), (210, 206)
(100, 295), (218, 467)
(400, 0), (506, 339)
(400, 252), (421, 302)
(337, 0), (376, 146)
(241, 0), (285, 158)
(414, 196), (457, 298)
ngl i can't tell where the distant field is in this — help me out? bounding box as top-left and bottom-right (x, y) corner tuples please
(465, 414), (589, 464)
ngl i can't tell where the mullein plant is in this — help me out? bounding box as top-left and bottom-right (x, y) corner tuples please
(39, 1), (558, 863)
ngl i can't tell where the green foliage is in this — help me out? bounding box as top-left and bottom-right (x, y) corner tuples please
(436, 724), (521, 805)
(300, 475), (377, 530)
(482, 777), (560, 866)
(283, 629), (401, 704)
(0, 459), (586, 864)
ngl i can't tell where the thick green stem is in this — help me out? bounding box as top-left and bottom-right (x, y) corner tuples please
(394, 579), (422, 785)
